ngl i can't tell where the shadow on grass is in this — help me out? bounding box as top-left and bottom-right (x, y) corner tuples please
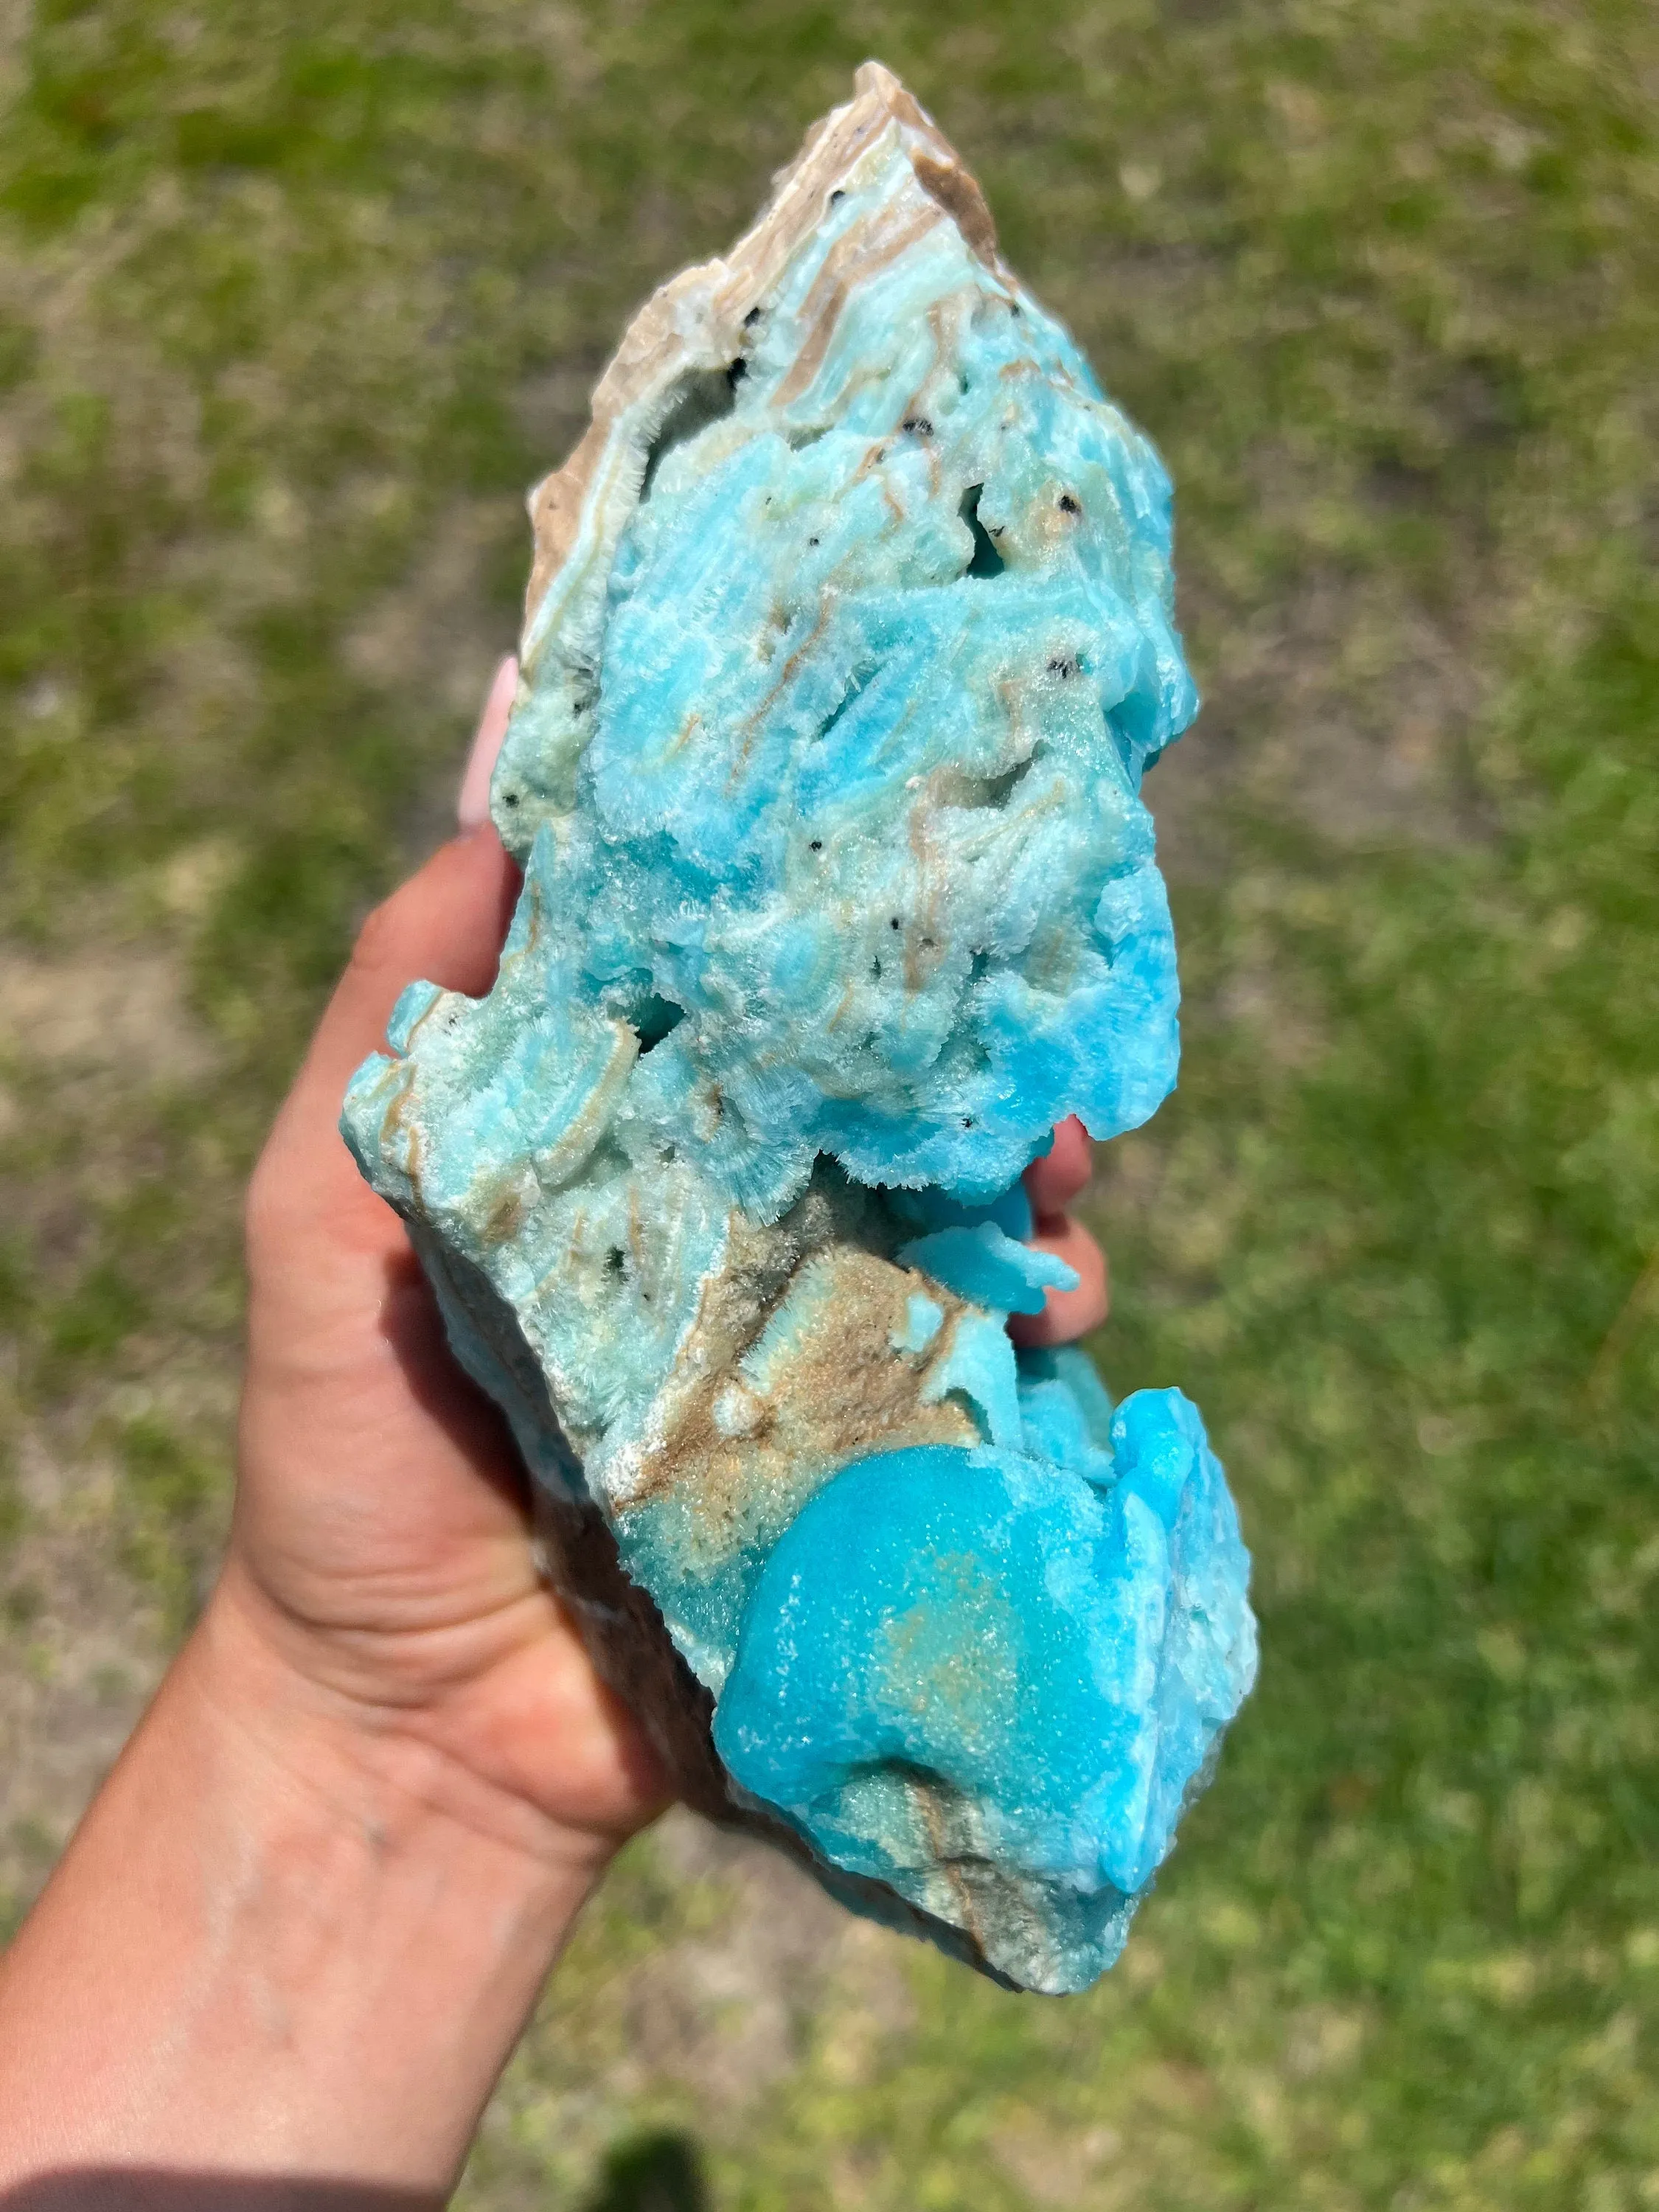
(0, 2135), (712, 2212)
(581, 2130), (710, 2212)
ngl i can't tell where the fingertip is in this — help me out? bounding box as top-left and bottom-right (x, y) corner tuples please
(459, 654), (520, 830)
(372, 824), (521, 1008)
(288, 823), (521, 1133)
(1023, 1113), (1094, 1216)
(1007, 1213), (1109, 1348)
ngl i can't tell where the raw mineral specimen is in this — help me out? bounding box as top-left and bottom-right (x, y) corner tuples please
(343, 63), (1256, 1994)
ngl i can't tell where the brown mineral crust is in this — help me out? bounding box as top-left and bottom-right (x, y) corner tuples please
(622, 1245), (978, 1527)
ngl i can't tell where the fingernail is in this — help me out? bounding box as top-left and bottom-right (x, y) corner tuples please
(458, 655), (519, 830)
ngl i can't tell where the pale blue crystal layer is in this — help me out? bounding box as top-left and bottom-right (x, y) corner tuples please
(341, 68), (1256, 1994)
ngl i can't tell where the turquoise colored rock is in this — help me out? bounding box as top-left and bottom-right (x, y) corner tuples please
(342, 63), (1256, 1994)
(716, 1391), (1251, 1992)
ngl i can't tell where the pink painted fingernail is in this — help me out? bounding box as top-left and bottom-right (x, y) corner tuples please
(458, 655), (519, 830)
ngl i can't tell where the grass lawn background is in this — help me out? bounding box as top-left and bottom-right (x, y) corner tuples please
(1, 2), (1655, 2205)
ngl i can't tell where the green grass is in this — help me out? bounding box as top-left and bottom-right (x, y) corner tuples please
(1, 2), (1655, 2205)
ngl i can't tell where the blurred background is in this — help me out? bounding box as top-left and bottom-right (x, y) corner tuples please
(1, 3), (1655, 2206)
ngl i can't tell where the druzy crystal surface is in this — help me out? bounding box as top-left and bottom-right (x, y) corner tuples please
(343, 64), (1256, 1994)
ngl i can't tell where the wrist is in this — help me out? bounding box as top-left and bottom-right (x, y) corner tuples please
(0, 1575), (603, 2195)
(192, 1559), (622, 1890)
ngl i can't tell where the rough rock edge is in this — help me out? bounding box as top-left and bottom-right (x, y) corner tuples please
(519, 60), (1005, 643)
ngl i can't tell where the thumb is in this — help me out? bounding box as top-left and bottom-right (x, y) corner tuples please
(297, 825), (520, 1126)
(251, 825), (521, 1259)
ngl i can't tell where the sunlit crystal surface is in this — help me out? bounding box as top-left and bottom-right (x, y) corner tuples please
(342, 64), (1256, 1994)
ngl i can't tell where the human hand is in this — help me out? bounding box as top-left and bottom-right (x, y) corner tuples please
(231, 655), (1106, 1831)
(226, 664), (667, 1865)
(217, 644), (1109, 1901)
(223, 648), (1106, 1898)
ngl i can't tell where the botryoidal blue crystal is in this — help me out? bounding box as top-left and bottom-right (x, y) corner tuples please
(342, 63), (1256, 1994)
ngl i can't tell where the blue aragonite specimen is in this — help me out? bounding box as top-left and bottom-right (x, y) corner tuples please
(342, 63), (1256, 1994)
